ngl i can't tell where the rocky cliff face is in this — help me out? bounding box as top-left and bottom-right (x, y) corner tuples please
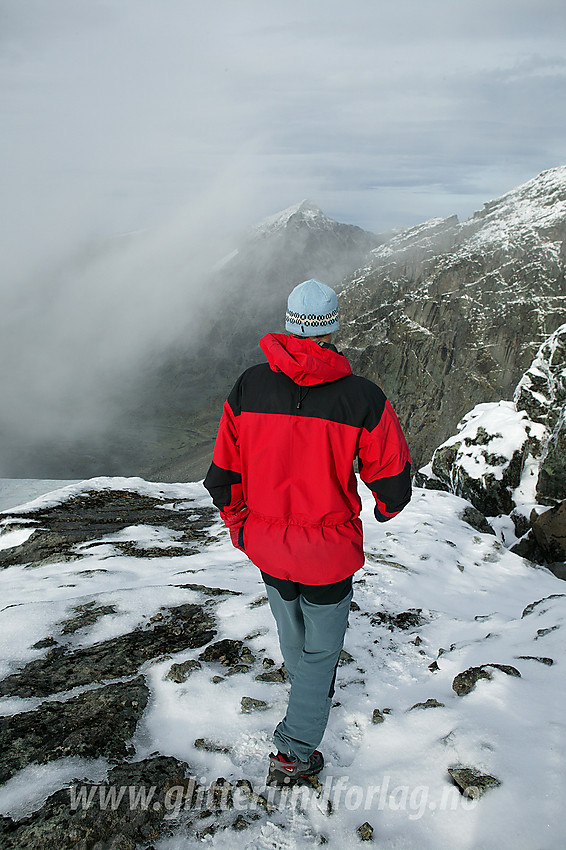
(514, 324), (566, 504)
(416, 323), (566, 575)
(336, 167), (566, 470)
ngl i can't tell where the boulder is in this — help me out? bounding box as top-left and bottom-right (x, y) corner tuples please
(452, 663), (521, 696)
(420, 403), (541, 517)
(532, 501), (566, 563)
(448, 767), (501, 799)
(460, 506), (495, 535)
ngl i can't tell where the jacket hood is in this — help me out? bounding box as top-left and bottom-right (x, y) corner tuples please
(260, 332), (352, 386)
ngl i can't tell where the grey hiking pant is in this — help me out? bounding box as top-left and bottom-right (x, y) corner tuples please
(262, 572), (353, 762)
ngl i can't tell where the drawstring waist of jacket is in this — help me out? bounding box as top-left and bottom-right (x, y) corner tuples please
(247, 509), (359, 529)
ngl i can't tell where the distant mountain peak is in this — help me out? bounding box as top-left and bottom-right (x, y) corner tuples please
(253, 199), (336, 237)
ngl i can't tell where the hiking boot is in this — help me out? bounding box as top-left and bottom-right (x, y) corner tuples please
(267, 750), (324, 785)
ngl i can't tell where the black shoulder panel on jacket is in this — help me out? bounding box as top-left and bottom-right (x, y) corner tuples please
(233, 365), (386, 430)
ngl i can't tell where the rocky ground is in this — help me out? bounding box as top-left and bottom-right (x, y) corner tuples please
(0, 480), (564, 849)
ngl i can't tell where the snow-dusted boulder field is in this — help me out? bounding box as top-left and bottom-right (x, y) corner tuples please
(0, 476), (564, 849)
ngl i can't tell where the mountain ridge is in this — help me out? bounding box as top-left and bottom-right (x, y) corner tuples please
(336, 165), (566, 472)
(4, 165), (566, 482)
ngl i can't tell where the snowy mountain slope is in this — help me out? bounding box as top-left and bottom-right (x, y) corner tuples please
(0, 477), (564, 849)
(337, 166), (566, 471)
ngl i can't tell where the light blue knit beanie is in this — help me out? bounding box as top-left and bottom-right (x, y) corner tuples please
(285, 279), (339, 337)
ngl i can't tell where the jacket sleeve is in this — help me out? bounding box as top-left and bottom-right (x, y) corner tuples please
(203, 377), (249, 545)
(357, 396), (412, 522)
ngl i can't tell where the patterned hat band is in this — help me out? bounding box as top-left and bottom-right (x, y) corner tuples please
(285, 310), (339, 328)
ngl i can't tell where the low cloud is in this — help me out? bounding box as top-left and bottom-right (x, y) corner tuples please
(1, 0), (566, 473)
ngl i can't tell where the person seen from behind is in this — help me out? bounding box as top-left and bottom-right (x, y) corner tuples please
(204, 278), (411, 785)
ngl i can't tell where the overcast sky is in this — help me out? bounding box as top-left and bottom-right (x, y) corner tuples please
(2, 0), (566, 248)
(1, 0), (566, 473)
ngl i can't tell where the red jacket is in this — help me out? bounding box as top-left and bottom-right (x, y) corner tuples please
(204, 333), (411, 584)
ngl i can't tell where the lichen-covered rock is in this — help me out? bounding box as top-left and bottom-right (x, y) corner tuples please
(0, 755), (191, 850)
(357, 821), (374, 841)
(0, 603), (216, 698)
(521, 593), (566, 617)
(255, 665), (288, 683)
(516, 655), (554, 665)
(199, 639), (246, 667)
(452, 663), (521, 696)
(0, 677), (149, 784)
(0, 489), (216, 569)
(448, 766), (501, 798)
(240, 697), (269, 713)
(409, 698), (445, 710)
(194, 738), (231, 754)
(369, 609), (425, 631)
(165, 659), (202, 683)
(59, 601), (118, 634)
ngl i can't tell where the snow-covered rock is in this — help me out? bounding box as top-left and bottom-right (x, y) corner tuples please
(514, 323), (566, 504)
(417, 325), (566, 571)
(416, 401), (546, 517)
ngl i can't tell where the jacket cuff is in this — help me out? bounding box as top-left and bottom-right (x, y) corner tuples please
(220, 506), (250, 529)
(374, 504), (395, 522)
